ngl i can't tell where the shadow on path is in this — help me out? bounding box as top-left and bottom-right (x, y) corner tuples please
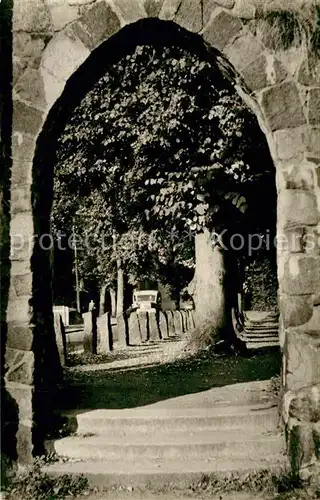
(58, 347), (281, 412)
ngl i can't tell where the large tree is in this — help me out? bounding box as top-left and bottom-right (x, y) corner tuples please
(52, 44), (275, 327)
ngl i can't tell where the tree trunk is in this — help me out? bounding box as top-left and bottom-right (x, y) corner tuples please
(110, 288), (116, 317)
(116, 258), (124, 317)
(99, 283), (107, 316)
(193, 228), (226, 331)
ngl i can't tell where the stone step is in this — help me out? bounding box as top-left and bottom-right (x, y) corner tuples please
(47, 433), (284, 461)
(242, 330), (279, 337)
(244, 321), (279, 330)
(245, 328), (278, 334)
(247, 342), (279, 349)
(43, 455), (288, 490)
(47, 435), (283, 461)
(241, 335), (279, 343)
(61, 405), (279, 436)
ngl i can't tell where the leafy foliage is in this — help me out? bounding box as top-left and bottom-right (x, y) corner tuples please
(52, 43), (275, 302)
(243, 252), (278, 311)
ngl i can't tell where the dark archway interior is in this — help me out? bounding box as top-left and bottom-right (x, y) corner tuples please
(30, 18), (277, 419)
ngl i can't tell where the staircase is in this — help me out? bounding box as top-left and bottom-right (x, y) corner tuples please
(232, 309), (279, 349)
(43, 380), (287, 490)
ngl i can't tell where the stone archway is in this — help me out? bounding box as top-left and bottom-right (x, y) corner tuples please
(7, 0), (320, 470)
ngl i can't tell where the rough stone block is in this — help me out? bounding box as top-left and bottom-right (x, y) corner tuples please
(224, 33), (264, 72)
(241, 54), (268, 91)
(286, 331), (320, 391)
(159, 0), (183, 20)
(281, 295), (314, 328)
(137, 311), (148, 342)
(282, 255), (320, 295)
(5, 348), (34, 385)
(261, 82), (306, 132)
(97, 312), (113, 352)
(201, 0), (220, 26)
(282, 227), (304, 253)
(13, 100), (44, 137)
(306, 128), (320, 158)
(279, 190), (318, 229)
(202, 10), (242, 51)
(11, 158), (32, 188)
(144, 0), (165, 17)
(288, 424), (315, 472)
(6, 382), (34, 423)
(128, 312), (142, 345)
(159, 311), (169, 339)
(174, 0), (202, 33)
(7, 322), (34, 351)
(313, 423), (320, 459)
(274, 127), (305, 161)
(14, 67), (47, 111)
(298, 58), (320, 86)
(317, 166), (320, 190)
(13, 59), (26, 86)
(10, 212), (34, 262)
(12, 133), (37, 163)
(40, 66), (65, 112)
(303, 225), (320, 256)
(148, 311), (161, 341)
(278, 162), (316, 192)
(53, 313), (67, 366)
(13, 33), (46, 71)
(302, 305), (320, 333)
(12, 274), (33, 297)
(288, 388), (320, 423)
(45, 2), (80, 31)
(111, 0), (147, 25)
(67, 0), (96, 4)
(210, 0), (234, 8)
(308, 88), (320, 126)
(13, 0), (53, 33)
(67, 2), (121, 50)
(11, 188), (32, 216)
(6, 295), (32, 324)
(231, 0), (255, 19)
(41, 31), (90, 84)
(278, 314), (286, 349)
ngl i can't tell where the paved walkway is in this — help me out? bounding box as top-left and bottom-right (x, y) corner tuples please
(75, 491), (270, 500)
(69, 338), (189, 373)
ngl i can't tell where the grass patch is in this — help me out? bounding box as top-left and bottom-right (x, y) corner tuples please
(2, 461), (89, 500)
(58, 347), (281, 411)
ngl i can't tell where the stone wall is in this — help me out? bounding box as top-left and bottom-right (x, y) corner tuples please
(6, 0), (320, 472)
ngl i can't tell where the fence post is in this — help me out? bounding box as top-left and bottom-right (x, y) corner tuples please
(148, 311), (161, 341)
(165, 310), (175, 336)
(137, 311), (148, 342)
(159, 311), (169, 339)
(53, 313), (67, 367)
(128, 312), (142, 345)
(97, 312), (113, 353)
(173, 310), (183, 335)
(83, 311), (97, 354)
(117, 313), (129, 348)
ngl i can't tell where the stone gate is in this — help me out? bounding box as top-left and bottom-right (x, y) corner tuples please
(2, 0), (320, 473)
